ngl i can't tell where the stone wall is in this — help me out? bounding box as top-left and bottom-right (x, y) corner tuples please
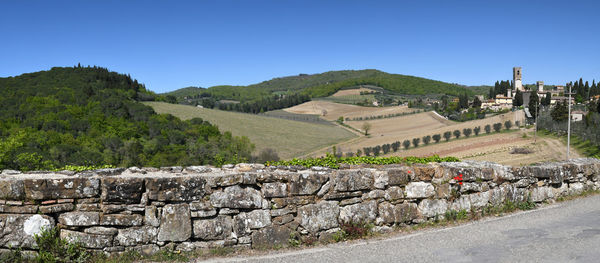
(1, 159), (599, 254)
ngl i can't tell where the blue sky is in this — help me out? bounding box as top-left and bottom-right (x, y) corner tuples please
(1, 0), (599, 93)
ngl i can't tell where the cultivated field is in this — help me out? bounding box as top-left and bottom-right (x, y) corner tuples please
(144, 102), (356, 159)
(285, 100), (417, 121)
(385, 129), (580, 166)
(330, 87), (373, 97)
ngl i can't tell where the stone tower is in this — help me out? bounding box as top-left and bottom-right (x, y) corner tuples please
(537, 81), (544, 92)
(513, 67), (523, 91)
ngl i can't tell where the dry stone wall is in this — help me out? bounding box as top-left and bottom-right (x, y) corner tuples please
(1, 158), (600, 254)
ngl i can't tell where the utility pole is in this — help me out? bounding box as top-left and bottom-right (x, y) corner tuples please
(566, 85), (574, 160)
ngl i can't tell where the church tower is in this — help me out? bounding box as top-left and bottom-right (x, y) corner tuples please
(513, 67), (523, 91)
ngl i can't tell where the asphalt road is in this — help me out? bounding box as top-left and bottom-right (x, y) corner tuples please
(197, 194), (600, 263)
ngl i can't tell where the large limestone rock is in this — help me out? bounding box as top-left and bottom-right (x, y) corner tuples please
(261, 182), (288, 198)
(405, 182), (435, 198)
(0, 179), (25, 200)
(233, 210), (271, 237)
(298, 201), (339, 233)
(101, 177), (144, 204)
(289, 173), (328, 195)
(418, 199), (448, 218)
(193, 216), (234, 240)
(339, 200), (378, 224)
(334, 170), (373, 192)
(115, 226), (158, 246)
(23, 178), (100, 200)
(251, 225), (292, 249)
(210, 185), (263, 209)
(378, 202), (418, 224)
(0, 214), (54, 248)
(60, 229), (113, 249)
(158, 204), (191, 241)
(145, 177), (207, 201)
(386, 168), (411, 186)
(58, 212), (100, 226)
(100, 214), (143, 226)
(531, 187), (554, 202)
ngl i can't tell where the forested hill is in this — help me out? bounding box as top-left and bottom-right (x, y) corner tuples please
(165, 69), (478, 113)
(0, 66), (253, 170)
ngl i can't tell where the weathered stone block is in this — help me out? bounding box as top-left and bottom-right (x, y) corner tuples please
(373, 171), (389, 189)
(298, 201), (339, 233)
(387, 167), (411, 185)
(100, 214), (143, 226)
(145, 176), (207, 201)
(84, 227), (118, 236)
(262, 182), (288, 197)
(23, 178), (100, 200)
(385, 186), (404, 201)
(58, 212), (100, 226)
(39, 203), (73, 214)
(210, 185), (263, 209)
(233, 210), (271, 237)
(193, 216), (234, 240)
(101, 177), (143, 204)
(251, 225), (292, 249)
(60, 229), (112, 249)
(531, 187), (554, 202)
(418, 199), (448, 218)
(378, 202), (418, 224)
(158, 204), (191, 242)
(413, 165), (436, 181)
(405, 182), (435, 198)
(0, 214), (54, 248)
(339, 200), (377, 224)
(0, 205), (38, 214)
(115, 226), (158, 246)
(289, 173), (328, 195)
(0, 180), (25, 200)
(334, 170), (373, 192)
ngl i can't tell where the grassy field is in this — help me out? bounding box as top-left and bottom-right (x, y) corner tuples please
(144, 102), (357, 159)
(285, 100), (417, 121)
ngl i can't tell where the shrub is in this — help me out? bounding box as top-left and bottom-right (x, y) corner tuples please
(473, 126), (481, 136)
(484, 124), (491, 134)
(432, 134), (441, 143)
(463, 128), (472, 137)
(403, 140), (411, 149)
(504, 120), (512, 130)
(356, 149), (362, 157)
(443, 131), (452, 141)
(493, 123), (502, 132)
(412, 138), (420, 147)
(391, 141), (400, 152)
(423, 135), (431, 145)
(34, 227), (89, 263)
(453, 129), (461, 139)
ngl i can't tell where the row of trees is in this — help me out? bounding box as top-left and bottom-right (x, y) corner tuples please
(346, 121), (514, 157)
(346, 110), (423, 121)
(192, 93), (311, 114)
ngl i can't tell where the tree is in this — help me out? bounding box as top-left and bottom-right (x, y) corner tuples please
(432, 134), (441, 143)
(528, 91), (539, 118)
(443, 131), (452, 141)
(485, 124), (491, 134)
(463, 128), (472, 137)
(513, 89), (523, 106)
(453, 129), (461, 139)
(504, 120), (512, 130)
(412, 138), (420, 147)
(423, 135), (431, 145)
(373, 145), (381, 156)
(541, 92), (551, 106)
(337, 116), (344, 124)
(551, 101), (569, 121)
(382, 144), (391, 154)
(356, 149), (362, 157)
(493, 122), (502, 132)
(403, 140), (411, 149)
(362, 122), (372, 136)
(363, 147), (372, 156)
(459, 93), (469, 109)
(472, 96), (482, 108)
(391, 141), (400, 152)
(474, 126), (481, 136)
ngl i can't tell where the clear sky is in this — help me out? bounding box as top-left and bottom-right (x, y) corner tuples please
(1, 0), (599, 93)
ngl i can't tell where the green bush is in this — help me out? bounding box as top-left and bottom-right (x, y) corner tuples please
(34, 227), (89, 263)
(266, 154), (459, 169)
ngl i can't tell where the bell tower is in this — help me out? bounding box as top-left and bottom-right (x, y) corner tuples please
(513, 67), (523, 91)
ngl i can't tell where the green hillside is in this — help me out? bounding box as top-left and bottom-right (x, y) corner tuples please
(144, 102), (357, 159)
(0, 67), (253, 170)
(166, 69), (481, 113)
